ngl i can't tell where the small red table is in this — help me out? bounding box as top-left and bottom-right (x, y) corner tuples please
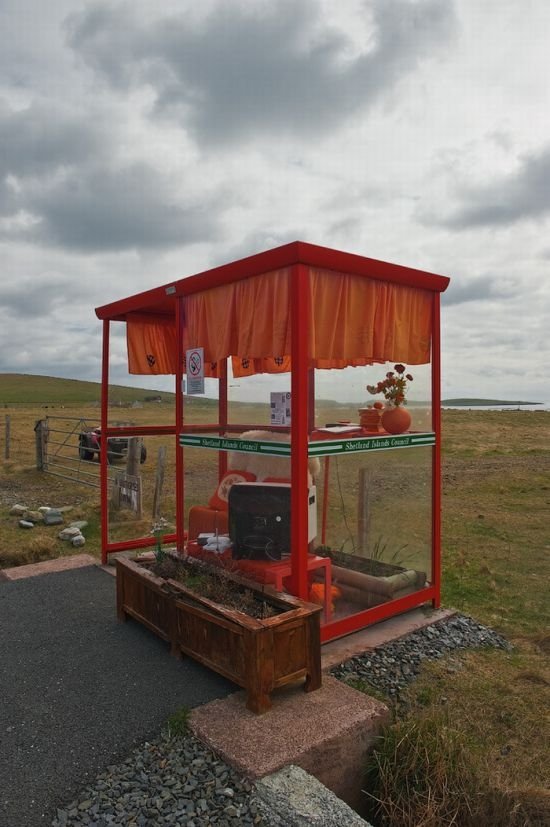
(186, 542), (332, 621)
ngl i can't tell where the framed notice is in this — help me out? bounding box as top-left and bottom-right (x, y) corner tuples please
(270, 391), (291, 425)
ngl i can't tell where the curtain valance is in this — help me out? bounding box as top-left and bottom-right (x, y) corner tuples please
(126, 267), (432, 374)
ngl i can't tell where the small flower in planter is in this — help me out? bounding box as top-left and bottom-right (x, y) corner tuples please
(367, 363), (413, 407)
(151, 517), (169, 562)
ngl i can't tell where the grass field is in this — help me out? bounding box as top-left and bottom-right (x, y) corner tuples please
(1, 377), (549, 824)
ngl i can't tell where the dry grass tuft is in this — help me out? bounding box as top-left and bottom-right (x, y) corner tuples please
(531, 632), (550, 655)
(515, 670), (550, 687)
(26, 535), (59, 560)
(364, 715), (481, 827)
(0, 534), (60, 568)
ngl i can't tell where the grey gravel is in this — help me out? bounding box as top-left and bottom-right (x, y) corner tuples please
(331, 613), (511, 700)
(51, 731), (266, 827)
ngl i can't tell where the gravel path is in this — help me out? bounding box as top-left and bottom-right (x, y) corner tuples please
(0, 566), (235, 827)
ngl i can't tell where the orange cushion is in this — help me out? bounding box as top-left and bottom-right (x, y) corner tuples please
(208, 470), (257, 511)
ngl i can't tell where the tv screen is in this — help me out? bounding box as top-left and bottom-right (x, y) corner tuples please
(228, 483), (291, 561)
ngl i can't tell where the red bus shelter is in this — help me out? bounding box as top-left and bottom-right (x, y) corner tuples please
(95, 241), (449, 642)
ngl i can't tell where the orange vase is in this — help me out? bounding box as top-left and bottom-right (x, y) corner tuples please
(381, 406), (411, 434)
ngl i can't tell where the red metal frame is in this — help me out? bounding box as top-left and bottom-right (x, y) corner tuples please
(96, 241), (449, 322)
(218, 358), (228, 478)
(431, 294), (442, 607)
(95, 241), (449, 641)
(175, 296), (185, 552)
(100, 320), (109, 565)
(320, 586), (437, 643)
(289, 263), (310, 601)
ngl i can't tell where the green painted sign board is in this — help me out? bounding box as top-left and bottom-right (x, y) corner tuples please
(179, 432), (435, 458)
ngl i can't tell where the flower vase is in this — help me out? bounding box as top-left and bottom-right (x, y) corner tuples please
(381, 405), (411, 435)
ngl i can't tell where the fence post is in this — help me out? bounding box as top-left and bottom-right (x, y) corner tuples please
(358, 467), (372, 554)
(35, 419), (48, 470)
(126, 437), (141, 477)
(152, 446), (167, 520)
(4, 414), (10, 460)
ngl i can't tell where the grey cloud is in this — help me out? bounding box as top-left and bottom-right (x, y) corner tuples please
(0, 275), (94, 319)
(0, 101), (100, 179)
(442, 274), (519, 306)
(220, 229), (307, 263)
(29, 163), (221, 251)
(67, 0), (457, 145)
(437, 146), (550, 229)
(0, 99), (223, 251)
(1, 162), (223, 252)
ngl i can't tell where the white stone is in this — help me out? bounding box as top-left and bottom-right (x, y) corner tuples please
(10, 504), (28, 516)
(71, 534), (86, 547)
(58, 526), (82, 540)
(19, 520), (34, 529)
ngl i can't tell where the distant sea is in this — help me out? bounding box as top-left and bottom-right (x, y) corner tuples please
(443, 402), (550, 412)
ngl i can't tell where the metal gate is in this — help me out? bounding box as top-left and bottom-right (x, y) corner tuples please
(35, 415), (114, 489)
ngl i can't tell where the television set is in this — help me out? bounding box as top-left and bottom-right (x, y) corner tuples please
(228, 482), (317, 561)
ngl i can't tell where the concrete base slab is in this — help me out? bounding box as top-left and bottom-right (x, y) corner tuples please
(321, 607), (456, 671)
(0, 553), (98, 581)
(190, 674), (389, 811)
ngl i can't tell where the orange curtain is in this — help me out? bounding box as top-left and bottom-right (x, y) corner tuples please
(232, 356), (291, 377)
(309, 268), (432, 365)
(183, 269), (291, 362)
(127, 315), (176, 374)
(126, 266), (433, 374)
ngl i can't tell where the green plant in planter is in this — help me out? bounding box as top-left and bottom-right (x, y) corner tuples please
(151, 517), (168, 562)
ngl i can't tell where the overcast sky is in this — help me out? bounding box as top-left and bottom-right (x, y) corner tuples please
(1, 0), (549, 402)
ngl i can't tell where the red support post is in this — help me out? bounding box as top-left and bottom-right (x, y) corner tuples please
(431, 294), (442, 607)
(289, 264), (310, 601)
(100, 320), (110, 565)
(175, 297), (185, 554)
(219, 358), (228, 478)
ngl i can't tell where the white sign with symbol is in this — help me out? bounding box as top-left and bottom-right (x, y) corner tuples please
(186, 347), (205, 395)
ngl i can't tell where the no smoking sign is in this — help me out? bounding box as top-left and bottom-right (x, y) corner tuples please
(186, 347), (205, 395)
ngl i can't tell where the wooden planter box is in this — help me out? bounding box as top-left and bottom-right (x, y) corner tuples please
(116, 557), (322, 714)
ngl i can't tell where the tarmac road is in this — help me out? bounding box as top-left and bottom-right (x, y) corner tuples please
(0, 566), (235, 827)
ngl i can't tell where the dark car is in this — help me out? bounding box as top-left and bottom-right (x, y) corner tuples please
(78, 427), (147, 464)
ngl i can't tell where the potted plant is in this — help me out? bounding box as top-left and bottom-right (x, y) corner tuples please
(116, 549), (322, 714)
(367, 363), (414, 434)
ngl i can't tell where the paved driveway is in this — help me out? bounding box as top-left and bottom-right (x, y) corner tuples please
(0, 566), (235, 827)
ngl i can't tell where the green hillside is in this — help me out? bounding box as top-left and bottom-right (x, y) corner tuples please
(442, 397), (539, 406)
(0, 373), (176, 405)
